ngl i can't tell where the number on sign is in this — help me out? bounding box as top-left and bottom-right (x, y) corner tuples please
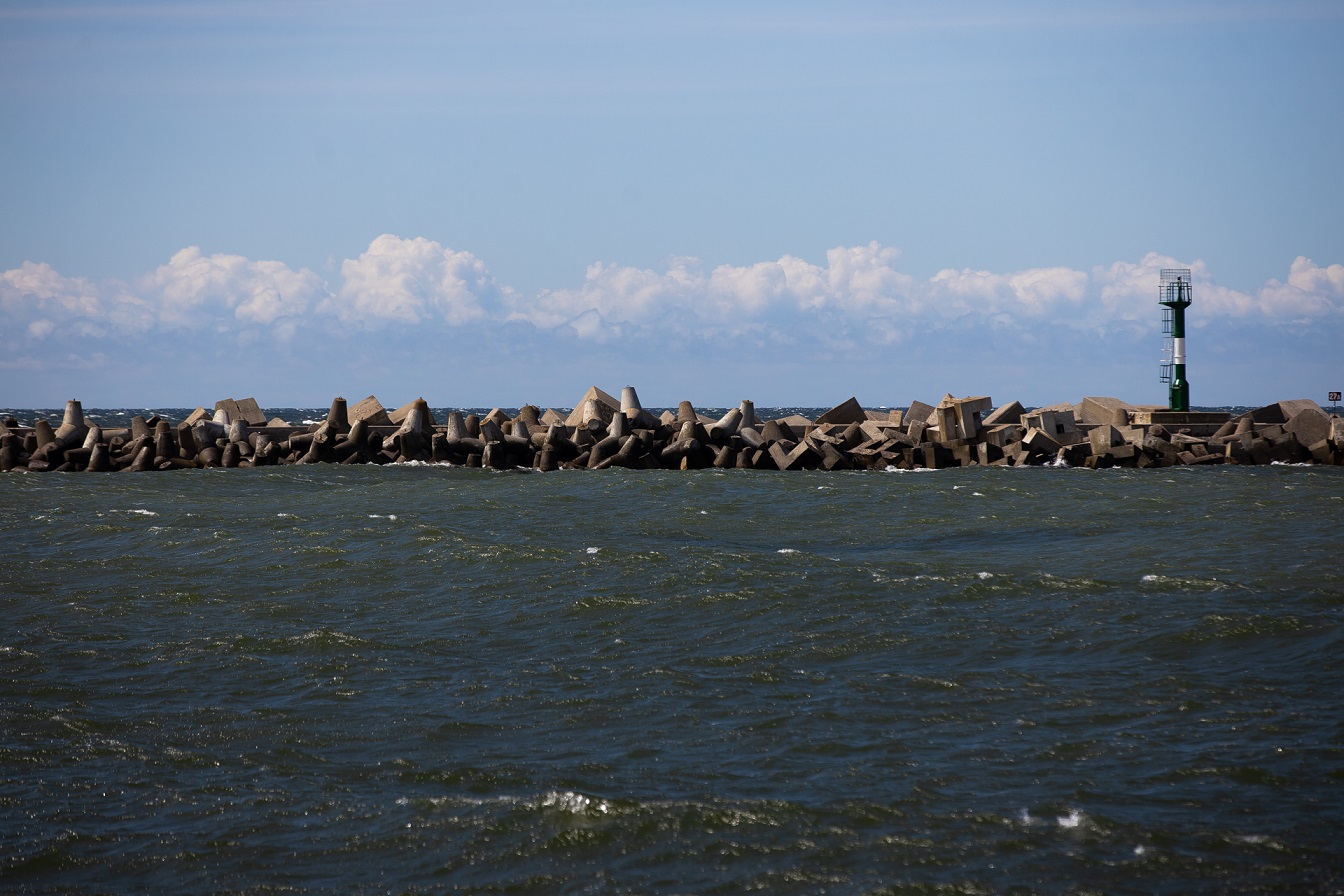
(1331, 392), (1342, 403)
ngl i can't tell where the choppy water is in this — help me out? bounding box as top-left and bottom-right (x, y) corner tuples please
(3, 453), (1343, 893)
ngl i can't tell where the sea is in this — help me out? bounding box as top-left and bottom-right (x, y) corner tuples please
(3, 409), (1343, 895)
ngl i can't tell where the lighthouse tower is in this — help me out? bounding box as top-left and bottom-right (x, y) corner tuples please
(1159, 268), (1192, 412)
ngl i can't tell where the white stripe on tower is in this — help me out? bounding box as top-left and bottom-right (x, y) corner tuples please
(1172, 337), (1186, 365)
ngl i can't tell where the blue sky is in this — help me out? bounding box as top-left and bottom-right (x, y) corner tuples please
(3, 0), (1342, 410)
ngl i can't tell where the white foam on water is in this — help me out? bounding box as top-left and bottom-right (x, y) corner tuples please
(114, 509), (158, 516)
(1141, 574), (1161, 582)
(1057, 809), (1085, 828)
(971, 491), (985, 496)
(540, 790), (610, 815)
(586, 547), (600, 554)
(777, 548), (799, 554)
(977, 571), (993, 579)
(368, 514), (399, 521)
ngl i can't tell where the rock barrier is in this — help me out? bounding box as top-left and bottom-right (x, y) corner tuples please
(3, 389), (1342, 473)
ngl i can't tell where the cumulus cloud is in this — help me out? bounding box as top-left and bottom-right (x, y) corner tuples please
(139, 247), (324, 330)
(1258, 257), (1344, 322)
(2, 241), (1340, 363)
(1, 261), (105, 340)
(327, 234), (510, 327)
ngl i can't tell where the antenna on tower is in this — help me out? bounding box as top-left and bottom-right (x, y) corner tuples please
(1158, 269), (1192, 412)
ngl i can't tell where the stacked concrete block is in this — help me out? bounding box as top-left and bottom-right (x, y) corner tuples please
(1077, 396), (1134, 426)
(1021, 408), (1084, 446)
(5, 391), (1344, 474)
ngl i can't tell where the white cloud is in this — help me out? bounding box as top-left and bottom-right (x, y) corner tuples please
(928, 265), (1087, 319)
(1, 260), (101, 319)
(328, 234), (509, 327)
(139, 246), (324, 329)
(2, 242), (1340, 361)
(1258, 256), (1344, 322)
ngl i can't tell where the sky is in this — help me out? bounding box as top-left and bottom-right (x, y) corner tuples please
(2, 0), (1342, 411)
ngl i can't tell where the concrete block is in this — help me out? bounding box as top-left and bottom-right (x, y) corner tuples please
(952, 396), (991, 441)
(1248, 402), (1287, 425)
(866, 409), (904, 427)
(982, 401), (1025, 427)
(1332, 417), (1344, 446)
(1059, 443), (1091, 467)
(837, 421), (865, 450)
(777, 414), (814, 434)
(564, 386), (621, 428)
(920, 442), (956, 469)
(1224, 439), (1252, 464)
(859, 421), (888, 442)
(1022, 409), (1083, 445)
(1022, 427), (1061, 455)
(1179, 450), (1224, 465)
(1248, 437), (1272, 465)
(761, 420), (797, 443)
(905, 400), (937, 427)
(1088, 425), (1123, 455)
(1277, 398), (1324, 421)
(1285, 407), (1331, 448)
(1084, 453), (1114, 469)
(710, 407), (742, 441)
(1118, 425), (1147, 445)
(930, 403), (958, 444)
(213, 399), (240, 425)
(348, 395), (394, 427)
(819, 442), (853, 471)
(788, 440), (822, 470)
(1108, 443), (1138, 463)
(982, 424), (1024, 448)
(391, 399), (439, 428)
(815, 397), (867, 426)
(1309, 439), (1335, 465)
(1264, 432), (1304, 463)
(1078, 396), (1134, 426)
(234, 397), (267, 426)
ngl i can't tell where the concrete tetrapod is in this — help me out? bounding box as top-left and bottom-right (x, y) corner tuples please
(5, 389), (1344, 473)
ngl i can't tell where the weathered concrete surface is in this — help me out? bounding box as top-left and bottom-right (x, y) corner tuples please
(6, 389), (1343, 473)
(1130, 410), (1232, 437)
(982, 401), (1025, 427)
(349, 395), (394, 427)
(1077, 396), (1134, 426)
(815, 397), (867, 426)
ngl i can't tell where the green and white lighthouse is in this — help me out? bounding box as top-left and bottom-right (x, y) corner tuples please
(1159, 268), (1192, 412)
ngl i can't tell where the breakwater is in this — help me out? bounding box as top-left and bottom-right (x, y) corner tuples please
(3, 387), (1342, 473)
